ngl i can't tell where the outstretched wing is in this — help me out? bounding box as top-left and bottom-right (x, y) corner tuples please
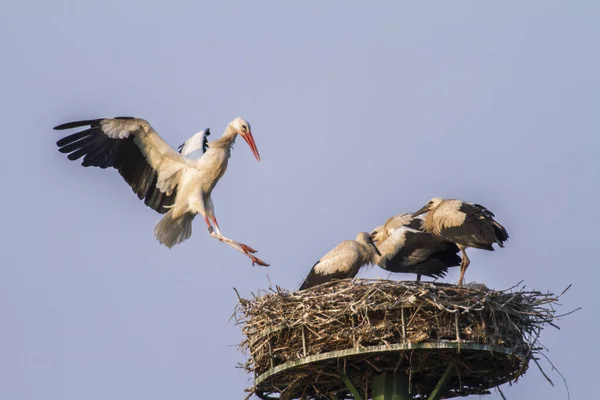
(55, 117), (189, 214)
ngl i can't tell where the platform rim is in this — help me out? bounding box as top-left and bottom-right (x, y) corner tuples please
(255, 340), (526, 386)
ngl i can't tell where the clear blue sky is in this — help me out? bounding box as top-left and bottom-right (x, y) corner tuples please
(1, 1), (598, 399)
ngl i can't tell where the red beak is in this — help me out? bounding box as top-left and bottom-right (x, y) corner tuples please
(241, 131), (261, 161)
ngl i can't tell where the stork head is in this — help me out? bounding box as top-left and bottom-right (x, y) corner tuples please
(356, 232), (381, 257)
(412, 197), (444, 217)
(231, 117), (261, 161)
(369, 225), (387, 245)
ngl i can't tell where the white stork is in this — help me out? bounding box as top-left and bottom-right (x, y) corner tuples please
(54, 116), (268, 266)
(370, 213), (461, 281)
(412, 198), (509, 286)
(298, 232), (380, 290)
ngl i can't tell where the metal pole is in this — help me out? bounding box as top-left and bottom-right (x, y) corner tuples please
(340, 372), (363, 400)
(372, 372), (411, 400)
(428, 363), (454, 400)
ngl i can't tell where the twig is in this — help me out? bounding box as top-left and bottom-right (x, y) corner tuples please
(533, 358), (554, 387)
(497, 385), (507, 400)
(539, 351), (571, 400)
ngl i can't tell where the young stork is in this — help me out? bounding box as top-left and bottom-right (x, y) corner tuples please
(412, 198), (509, 286)
(370, 213), (461, 281)
(299, 232), (381, 290)
(54, 116), (268, 266)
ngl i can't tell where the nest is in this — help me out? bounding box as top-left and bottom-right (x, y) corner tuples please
(235, 279), (566, 399)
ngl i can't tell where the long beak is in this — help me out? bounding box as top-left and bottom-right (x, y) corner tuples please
(241, 131), (261, 161)
(412, 205), (429, 217)
(370, 241), (381, 257)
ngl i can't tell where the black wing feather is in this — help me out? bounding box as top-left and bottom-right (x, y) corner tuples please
(407, 217), (423, 230)
(178, 128), (211, 154)
(377, 231), (461, 279)
(378, 251), (458, 279)
(55, 118), (176, 214)
(298, 260), (354, 291)
(202, 128), (210, 152)
(54, 119), (104, 131)
(440, 203), (508, 249)
(299, 261), (321, 290)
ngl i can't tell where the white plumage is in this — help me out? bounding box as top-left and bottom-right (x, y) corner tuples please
(55, 116), (268, 266)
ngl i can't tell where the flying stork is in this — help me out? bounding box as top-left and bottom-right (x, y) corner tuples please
(54, 116), (269, 266)
(412, 198), (509, 286)
(299, 232), (380, 290)
(370, 213), (461, 281)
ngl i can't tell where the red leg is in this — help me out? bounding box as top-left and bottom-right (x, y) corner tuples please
(457, 249), (470, 286)
(458, 263), (466, 287)
(248, 255), (269, 267)
(208, 231), (269, 266)
(210, 216), (222, 236)
(204, 215), (213, 233)
(210, 216), (257, 254)
(237, 242), (258, 254)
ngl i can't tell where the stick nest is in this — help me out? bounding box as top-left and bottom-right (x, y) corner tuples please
(235, 279), (564, 399)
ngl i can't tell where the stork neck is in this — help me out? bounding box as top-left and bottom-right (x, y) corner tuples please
(369, 248), (379, 264)
(357, 240), (379, 265)
(209, 126), (238, 153)
(421, 213), (436, 233)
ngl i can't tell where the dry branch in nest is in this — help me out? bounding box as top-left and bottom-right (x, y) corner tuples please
(235, 279), (568, 399)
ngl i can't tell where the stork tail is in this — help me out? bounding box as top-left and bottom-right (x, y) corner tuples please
(492, 220), (509, 247)
(154, 210), (195, 248)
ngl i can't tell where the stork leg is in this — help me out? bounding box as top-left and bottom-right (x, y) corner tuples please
(202, 197), (268, 266)
(213, 217), (257, 254)
(209, 231), (269, 266)
(210, 216), (258, 254)
(457, 248), (470, 286)
(204, 216), (214, 233)
(202, 216), (268, 266)
(210, 216), (222, 236)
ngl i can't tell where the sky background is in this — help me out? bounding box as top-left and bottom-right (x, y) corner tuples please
(1, 1), (598, 399)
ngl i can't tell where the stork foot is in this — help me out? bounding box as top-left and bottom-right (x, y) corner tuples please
(238, 242), (258, 254)
(249, 254), (270, 267)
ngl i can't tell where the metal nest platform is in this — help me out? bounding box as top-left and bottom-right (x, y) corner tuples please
(235, 279), (564, 399)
